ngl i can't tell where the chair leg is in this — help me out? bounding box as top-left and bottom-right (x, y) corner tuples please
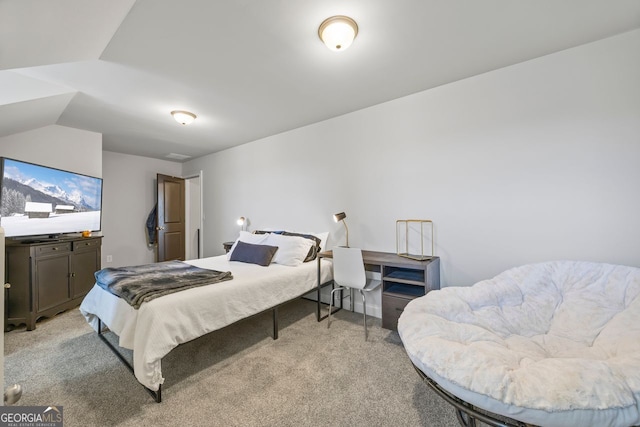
(327, 289), (335, 329)
(327, 287), (342, 329)
(360, 289), (368, 341)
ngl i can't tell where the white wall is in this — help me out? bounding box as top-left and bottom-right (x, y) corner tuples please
(102, 151), (181, 267)
(0, 125), (102, 177)
(185, 29), (640, 305)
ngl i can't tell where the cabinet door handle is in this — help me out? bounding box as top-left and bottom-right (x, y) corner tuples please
(52, 247), (58, 250)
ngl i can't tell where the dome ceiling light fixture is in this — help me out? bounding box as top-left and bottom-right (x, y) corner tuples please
(318, 15), (358, 52)
(171, 110), (197, 125)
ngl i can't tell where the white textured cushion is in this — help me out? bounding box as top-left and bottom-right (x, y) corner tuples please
(398, 261), (640, 427)
(264, 233), (315, 267)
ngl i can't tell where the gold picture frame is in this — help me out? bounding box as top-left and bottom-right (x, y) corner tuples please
(396, 219), (434, 261)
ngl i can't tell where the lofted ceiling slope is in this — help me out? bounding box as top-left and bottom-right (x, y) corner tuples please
(1, 0), (639, 162)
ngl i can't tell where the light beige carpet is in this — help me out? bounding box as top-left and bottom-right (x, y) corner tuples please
(5, 299), (460, 427)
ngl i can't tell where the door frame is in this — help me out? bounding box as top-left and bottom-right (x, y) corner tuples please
(183, 170), (204, 259)
(1, 226), (4, 405)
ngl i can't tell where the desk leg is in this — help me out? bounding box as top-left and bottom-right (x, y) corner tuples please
(316, 257), (322, 321)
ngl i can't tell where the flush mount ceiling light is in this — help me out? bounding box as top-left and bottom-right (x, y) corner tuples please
(171, 110), (197, 125)
(318, 15), (358, 52)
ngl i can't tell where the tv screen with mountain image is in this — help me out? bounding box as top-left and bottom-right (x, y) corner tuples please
(0, 158), (103, 239)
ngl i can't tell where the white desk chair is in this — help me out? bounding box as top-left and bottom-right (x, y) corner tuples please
(327, 247), (381, 341)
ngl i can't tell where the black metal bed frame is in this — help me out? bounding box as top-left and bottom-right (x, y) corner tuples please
(94, 278), (338, 403)
(411, 364), (536, 427)
(97, 317), (162, 402)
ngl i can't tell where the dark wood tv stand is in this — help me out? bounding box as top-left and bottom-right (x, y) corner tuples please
(4, 236), (102, 331)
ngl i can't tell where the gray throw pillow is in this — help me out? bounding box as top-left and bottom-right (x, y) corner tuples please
(229, 240), (278, 266)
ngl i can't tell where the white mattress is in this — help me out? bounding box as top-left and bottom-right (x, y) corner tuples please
(398, 261), (640, 427)
(80, 255), (333, 391)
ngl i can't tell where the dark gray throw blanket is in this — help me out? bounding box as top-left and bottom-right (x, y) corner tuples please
(95, 261), (233, 309)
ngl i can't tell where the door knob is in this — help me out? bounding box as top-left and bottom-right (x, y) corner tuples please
(4, 283), (10, 289)
(4, 384), (22, 405)
(156, 226), (165, 231)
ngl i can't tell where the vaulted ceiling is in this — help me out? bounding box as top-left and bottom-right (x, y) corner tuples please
(2, 0), (639, 162)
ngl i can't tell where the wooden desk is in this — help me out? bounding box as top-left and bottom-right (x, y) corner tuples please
(318, 250), (440, 330)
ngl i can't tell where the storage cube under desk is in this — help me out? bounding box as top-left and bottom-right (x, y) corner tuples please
(381, 257), (440, 330)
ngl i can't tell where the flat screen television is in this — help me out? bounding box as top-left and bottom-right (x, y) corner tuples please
(0, 157), (103, 240)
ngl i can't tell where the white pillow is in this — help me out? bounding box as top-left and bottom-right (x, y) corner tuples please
(262, 228), (329, 253)
(264, 233), (315, 267)
(310, 231), (329, 252)
(227, 231), (270, 259)
(297, 231), (329, 253)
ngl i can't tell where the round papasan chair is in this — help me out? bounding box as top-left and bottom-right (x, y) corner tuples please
(398, 261), (640, 427)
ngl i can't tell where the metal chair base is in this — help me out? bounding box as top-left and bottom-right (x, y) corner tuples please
(327, 286), (376, 341)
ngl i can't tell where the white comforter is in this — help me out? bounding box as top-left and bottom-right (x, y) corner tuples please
(80, 255), (333, 391)
(398, 261), (640, 427)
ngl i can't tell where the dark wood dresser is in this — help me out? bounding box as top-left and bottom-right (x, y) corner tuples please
(5, 236), (102, 331)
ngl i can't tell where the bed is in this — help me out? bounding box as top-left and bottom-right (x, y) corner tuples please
(398, 261), (640, 427)
(80, 230), (333, 402)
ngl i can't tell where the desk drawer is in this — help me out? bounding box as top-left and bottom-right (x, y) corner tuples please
(382, 293), (411, 330)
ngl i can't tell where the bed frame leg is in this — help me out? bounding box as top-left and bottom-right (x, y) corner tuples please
(96, 317), (163, 403)
(272, 307), (279, 340)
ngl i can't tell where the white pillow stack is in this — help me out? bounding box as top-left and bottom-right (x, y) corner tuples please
(227, 230), (317, 266)
(263, 233), (315, 267)
(258, 228), (329, 253)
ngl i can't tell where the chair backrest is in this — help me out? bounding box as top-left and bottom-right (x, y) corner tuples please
(332, 247), (367, 290)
